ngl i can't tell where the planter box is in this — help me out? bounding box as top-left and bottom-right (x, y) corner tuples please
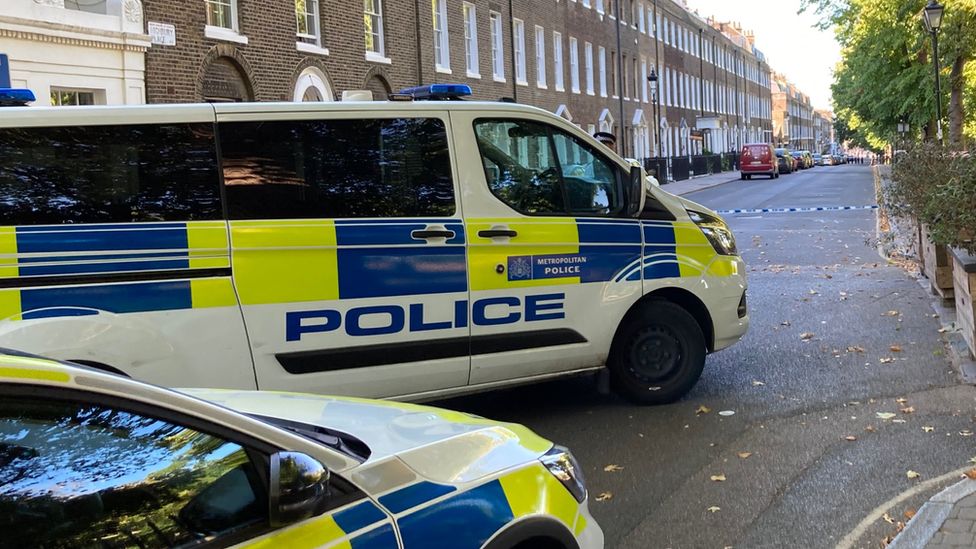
(951, 248), (976, 359)
(921, 223), (954, 300)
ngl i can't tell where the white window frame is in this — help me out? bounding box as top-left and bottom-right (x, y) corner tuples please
(569, 37), (580, 93)
(433, 0), (450, 73)
(663, 17), (669, 45)
(514, 19), (527, 85)
(463, 3), (479, 77)
(637, 2), (645, 32)
(553, 32), (565, 91)
(364, 0), (387, 62)
(490, 11), (505, 82)
(535, 25), (547, 88)
(295, 0), (318, 40)
(598, 46), (607, 97)
(584, 42), (594, 95)
(206, 0), (238, 31)
(641, 57), (648, 102)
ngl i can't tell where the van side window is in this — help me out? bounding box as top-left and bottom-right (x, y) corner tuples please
(219, 118), (455, 219)
(473, 119), (621, 216)
(0, 124), (222, 225)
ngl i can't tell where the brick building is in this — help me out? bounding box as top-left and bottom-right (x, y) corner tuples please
(814, 109), (835, 154)
(136, 0), (772, 162)
(771, 72), (814, 151)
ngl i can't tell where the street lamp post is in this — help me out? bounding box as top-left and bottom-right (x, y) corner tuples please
(922, 0), (945, 144)
(648, 69), (661, 158)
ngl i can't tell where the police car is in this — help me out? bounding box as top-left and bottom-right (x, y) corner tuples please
(0, 84), (748, 405)
(0, 350), (602, 548)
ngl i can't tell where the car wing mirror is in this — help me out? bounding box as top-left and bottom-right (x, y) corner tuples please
(627, 165), (645, 217)
(269, 451), (330, 527)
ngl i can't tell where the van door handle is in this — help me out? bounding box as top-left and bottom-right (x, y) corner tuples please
(411, 229), (456, 240)
(478, 229), (518, 238)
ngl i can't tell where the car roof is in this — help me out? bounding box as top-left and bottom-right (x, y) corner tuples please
(0, 99), (558, 128)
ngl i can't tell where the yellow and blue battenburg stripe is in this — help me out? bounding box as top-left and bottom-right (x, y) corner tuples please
(242, 498), (397, 549)
(374, 465), (585, 549)
(0, 221), (234, 321)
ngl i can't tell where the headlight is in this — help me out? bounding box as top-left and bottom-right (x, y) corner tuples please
(688, 209), (738, 256)
(540, 445), (586, 503)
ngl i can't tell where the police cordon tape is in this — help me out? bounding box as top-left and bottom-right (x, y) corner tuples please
(714, 205), (880, 215)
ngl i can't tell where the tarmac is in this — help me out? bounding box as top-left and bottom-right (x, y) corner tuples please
(668, 165), (976, 548)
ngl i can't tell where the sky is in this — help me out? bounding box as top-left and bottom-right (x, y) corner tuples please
(685, 0), (841, 111)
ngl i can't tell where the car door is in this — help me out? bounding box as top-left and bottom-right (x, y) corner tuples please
(217, 110), (469, 399)
(0, 389), (398, 549)
(453, 113), (643, 385)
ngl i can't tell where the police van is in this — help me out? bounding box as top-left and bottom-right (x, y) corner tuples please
(0, 85), (748, 404)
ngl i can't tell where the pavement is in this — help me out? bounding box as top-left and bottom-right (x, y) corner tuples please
(435, 164), (976, 548)
(660, 170), (741, 196)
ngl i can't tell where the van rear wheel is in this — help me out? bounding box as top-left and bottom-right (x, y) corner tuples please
(609, 301), (707, 405)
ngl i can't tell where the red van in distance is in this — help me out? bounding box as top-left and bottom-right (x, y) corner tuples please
(740, 143), (779, 180)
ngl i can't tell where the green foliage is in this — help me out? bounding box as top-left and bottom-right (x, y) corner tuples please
(803, 0), (976, 147)
(886, 143), (976, 252)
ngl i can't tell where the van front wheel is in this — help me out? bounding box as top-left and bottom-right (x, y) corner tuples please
(609, 301), (707, 405)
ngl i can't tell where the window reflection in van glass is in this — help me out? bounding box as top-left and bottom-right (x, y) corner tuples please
(219, 118), (455, 219)
(474, 119), (619, 216)
(0, 124), (222, 225)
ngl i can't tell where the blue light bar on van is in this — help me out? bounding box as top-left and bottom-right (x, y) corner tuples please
(0, 88), (35, 107)
(397, 84), (472, 100)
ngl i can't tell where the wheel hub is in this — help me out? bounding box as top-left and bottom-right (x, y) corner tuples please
(628, 327), (682, 383)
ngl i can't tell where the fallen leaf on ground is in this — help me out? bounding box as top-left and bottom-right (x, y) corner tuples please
(865, 425), (877, 432)
(710, 474), (727, 482)
(896, 397), (908, 404)
(905, 509), (916, 520)
(901, 407), (915, 414)
(965, 469), (976, 480)
(737, 452), (752, 459)
(970, 456), (976, 464)
(696, 405), (712, 415)
(845, 435), (857, 441)
(603, 464), (623, 473)
(718, 410), (735, 417)
(595, 492), (613, 502)
(800, 332), (815, 340)
(883, 512), (895, 524)
(892, 419), (907, 424)
(706, 506), (721, 513)
(880, 357), (895, 364)
(751, 380), (765, 386)
(883, 310), (900, 317)
(847, 346), (866, 353)
(923, 426), (935, 433)
(906, 470), (921, 479)
(961, 430), (974, 437)
(890, 344), (903, 353)
(809, 289), (819, 295)
(876, 412), (897, 420)
(781, 321), (792, 327)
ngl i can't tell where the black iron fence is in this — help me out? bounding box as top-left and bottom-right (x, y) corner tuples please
(671, 157), (691, 181)
(640, 152), (741, 183)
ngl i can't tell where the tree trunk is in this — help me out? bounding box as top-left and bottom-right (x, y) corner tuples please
(949, 54), (967, 148)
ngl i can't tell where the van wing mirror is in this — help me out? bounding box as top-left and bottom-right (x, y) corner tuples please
(627, 165), (644, 217)
(269, 451), (330, 527)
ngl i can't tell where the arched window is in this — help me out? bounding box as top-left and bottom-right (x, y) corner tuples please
(293, 67), (333, 102)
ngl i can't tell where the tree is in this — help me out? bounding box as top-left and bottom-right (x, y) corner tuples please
(802, 0), (976, 148)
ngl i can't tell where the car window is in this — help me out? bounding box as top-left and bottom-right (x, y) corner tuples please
(219, 117), (456, 219)
(473, 118), (621, 216)
(0, 123), (222, 225)
(0, 397), (267, 548)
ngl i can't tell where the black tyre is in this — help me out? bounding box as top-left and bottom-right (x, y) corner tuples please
(745, 174), (752, 180)
(608, 300), (707, 405)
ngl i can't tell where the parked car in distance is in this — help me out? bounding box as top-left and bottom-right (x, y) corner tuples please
(813, 153), (823, 166)
(791, 151), (807, 169)
(740, 143), (779, 180)
(0, 350), (605, 549)
(774, 148), (794, 174)
(823, 154), (834, 166)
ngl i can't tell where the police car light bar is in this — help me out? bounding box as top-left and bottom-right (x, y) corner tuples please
(0, 88), (36, 107)
(397, 83), (472, 101)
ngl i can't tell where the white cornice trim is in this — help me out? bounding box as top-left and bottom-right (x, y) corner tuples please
(0, 16), (150, 51)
